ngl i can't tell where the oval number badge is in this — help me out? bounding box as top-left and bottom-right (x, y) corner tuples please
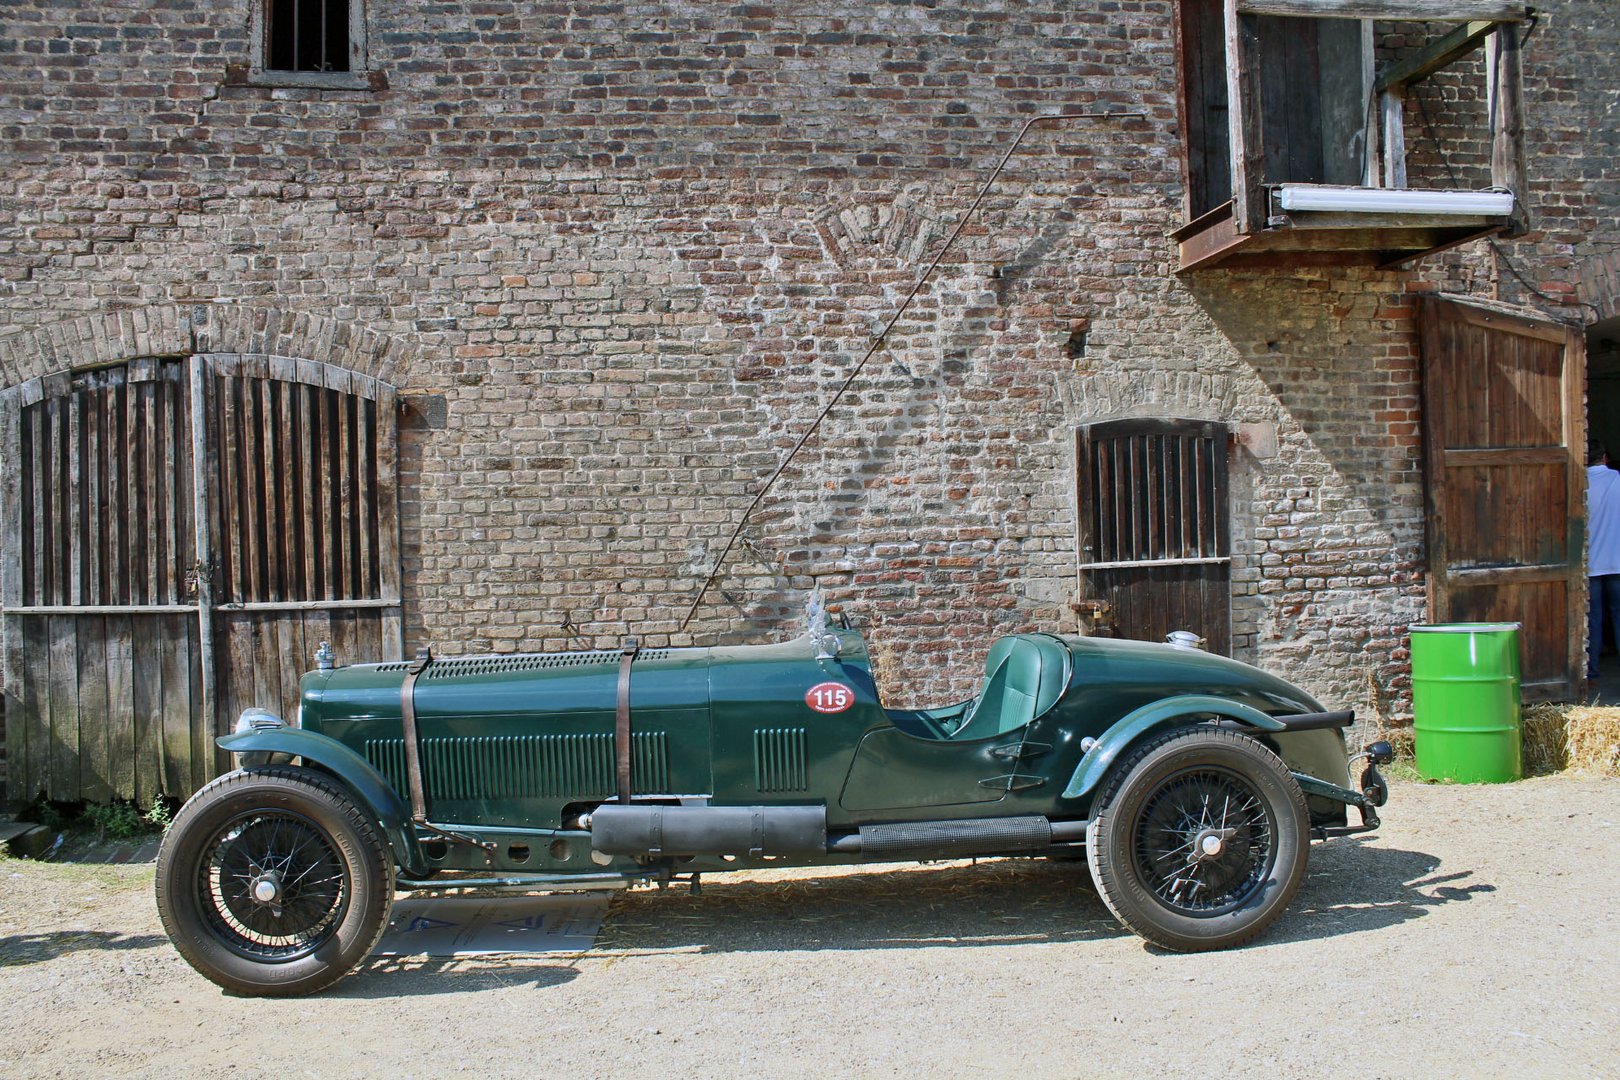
(805, 682), (856, 714)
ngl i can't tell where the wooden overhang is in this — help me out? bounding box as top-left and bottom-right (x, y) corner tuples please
(1174, 0), (1529, 273)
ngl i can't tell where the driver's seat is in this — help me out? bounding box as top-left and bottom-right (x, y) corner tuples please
(948, 634), (1071, 741)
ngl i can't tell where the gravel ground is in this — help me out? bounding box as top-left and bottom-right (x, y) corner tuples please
(2, 776), (1617, 1079)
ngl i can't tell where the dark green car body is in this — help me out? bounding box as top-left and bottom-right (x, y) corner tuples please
(160, 620), (1390, 993)
(222, 628), (1368, 882)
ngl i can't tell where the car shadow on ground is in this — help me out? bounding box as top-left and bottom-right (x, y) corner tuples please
(1264, 838), (1495, 947)
(593, 839), (1494, 957)
(335, 956), (583, 998)
(594, 858), (1128, 955)
(0, 930), (170, 965)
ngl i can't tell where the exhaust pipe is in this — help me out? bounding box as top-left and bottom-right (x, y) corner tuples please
(826, 815), (1087, 856)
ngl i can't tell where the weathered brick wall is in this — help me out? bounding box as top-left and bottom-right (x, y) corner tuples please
(0, 1), (1613, 723)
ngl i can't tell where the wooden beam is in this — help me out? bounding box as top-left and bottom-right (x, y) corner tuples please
(1561, 323), (1588, 702)
(1224, 5), (1266, 234)
(1487, 23), (1528, 236)
(1445, 563), (1570, 587)
(1361, 21), (1379, 186)
(1236, 1), (1526, 21)
(0, 389), (22, 612)
(1426, 294), (1575, 343)
(1442, 447), (1569, 468)
(190, 356), (219, 738)
(1, 391), (24, 787)
(1376, 20), (1496, 93)
(1380, 88), (1407, 189)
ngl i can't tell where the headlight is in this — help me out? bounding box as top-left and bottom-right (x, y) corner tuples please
(235, 708), (287, 735)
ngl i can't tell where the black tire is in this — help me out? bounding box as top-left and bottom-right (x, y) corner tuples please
(1086, 726), (1308, 952)
(155, 765), (394, 996)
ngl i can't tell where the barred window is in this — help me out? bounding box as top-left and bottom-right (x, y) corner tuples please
(267, 0), (352, 73)
(247, 0), (369, 89)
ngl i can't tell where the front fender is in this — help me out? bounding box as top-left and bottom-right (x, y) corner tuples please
(218, 728), (427, 877)
(1062, 695), (1285, 800)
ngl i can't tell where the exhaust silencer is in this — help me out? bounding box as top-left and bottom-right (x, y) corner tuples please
(590, 804), (828, 858)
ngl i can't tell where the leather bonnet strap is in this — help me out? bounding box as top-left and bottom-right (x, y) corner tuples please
(401, 646), (433, 823)
(615, 637), (640, 803)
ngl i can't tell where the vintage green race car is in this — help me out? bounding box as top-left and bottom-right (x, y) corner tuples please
(155, 600), (1390, 995)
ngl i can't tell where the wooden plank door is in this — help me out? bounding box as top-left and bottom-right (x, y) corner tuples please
(0, 360), (206, 805)
(1076, 418), (1232, 654)
(1419, 295), (1586, 702)
(203, 354), (403, 741)
(1, 355), (402, 805)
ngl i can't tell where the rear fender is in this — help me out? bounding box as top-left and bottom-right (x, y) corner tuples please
(218, 729), (428, 877)
(1062, 694), (1285, 800)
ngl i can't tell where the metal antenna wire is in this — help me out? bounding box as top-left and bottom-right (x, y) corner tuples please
(680, 110), (1142, 631)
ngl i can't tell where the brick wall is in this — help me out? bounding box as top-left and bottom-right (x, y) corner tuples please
(1, 2), (1614, 722)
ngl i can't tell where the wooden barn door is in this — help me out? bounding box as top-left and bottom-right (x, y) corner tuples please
(1, 360), (205, 805)
(1077, 418), (1231, 654)
(1420, 296), (1586, 702)
(202, 355), (403, 755)
(1, 355), (401, 804)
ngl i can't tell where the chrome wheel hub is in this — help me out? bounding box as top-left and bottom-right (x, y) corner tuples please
(1191, 827), (1237, 862)
(251, 873), (282, 904)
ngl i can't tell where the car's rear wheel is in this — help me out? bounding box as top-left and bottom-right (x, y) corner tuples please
(1086, 726), (1308, 952)
(155, 766), (394, 996)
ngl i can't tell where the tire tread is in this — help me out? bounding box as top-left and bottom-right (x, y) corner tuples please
(1085, 725), (1308, 952)
(155, 765), (394, 997)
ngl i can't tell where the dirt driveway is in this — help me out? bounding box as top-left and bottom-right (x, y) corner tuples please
(3, 776), (1617, 1079)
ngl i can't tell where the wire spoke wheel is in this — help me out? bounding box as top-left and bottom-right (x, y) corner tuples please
(157, 766), (394, 996)
(1087, 727), (1309, 952)
(1132, 767), (1273, 916)
(201, 809), (351, 962)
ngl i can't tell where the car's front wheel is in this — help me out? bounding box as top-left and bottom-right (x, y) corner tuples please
(155, 766), (394, 996)
(1086, 726), (1308, 952)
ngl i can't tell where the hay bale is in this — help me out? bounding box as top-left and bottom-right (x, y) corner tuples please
(1564, 705), (1620, 777)
(1387, 703), (1620, 779)
(1521, 703), (1571, 776)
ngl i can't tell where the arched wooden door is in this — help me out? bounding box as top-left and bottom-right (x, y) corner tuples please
(1, 354), (401, 805)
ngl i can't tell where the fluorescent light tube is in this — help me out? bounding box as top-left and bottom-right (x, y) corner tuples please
(1276, 186), (1515, 216)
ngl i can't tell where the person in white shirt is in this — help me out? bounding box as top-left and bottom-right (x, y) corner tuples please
(1587, 443), (1620, 686)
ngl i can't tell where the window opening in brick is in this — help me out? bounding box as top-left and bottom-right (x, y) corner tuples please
(1178, 1), (1365, 219)
(1172, 3), (1528, 270)
(266, 0), (351, 73)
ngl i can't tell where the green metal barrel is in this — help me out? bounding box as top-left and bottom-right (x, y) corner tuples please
(1409, 623), (1523, 783)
